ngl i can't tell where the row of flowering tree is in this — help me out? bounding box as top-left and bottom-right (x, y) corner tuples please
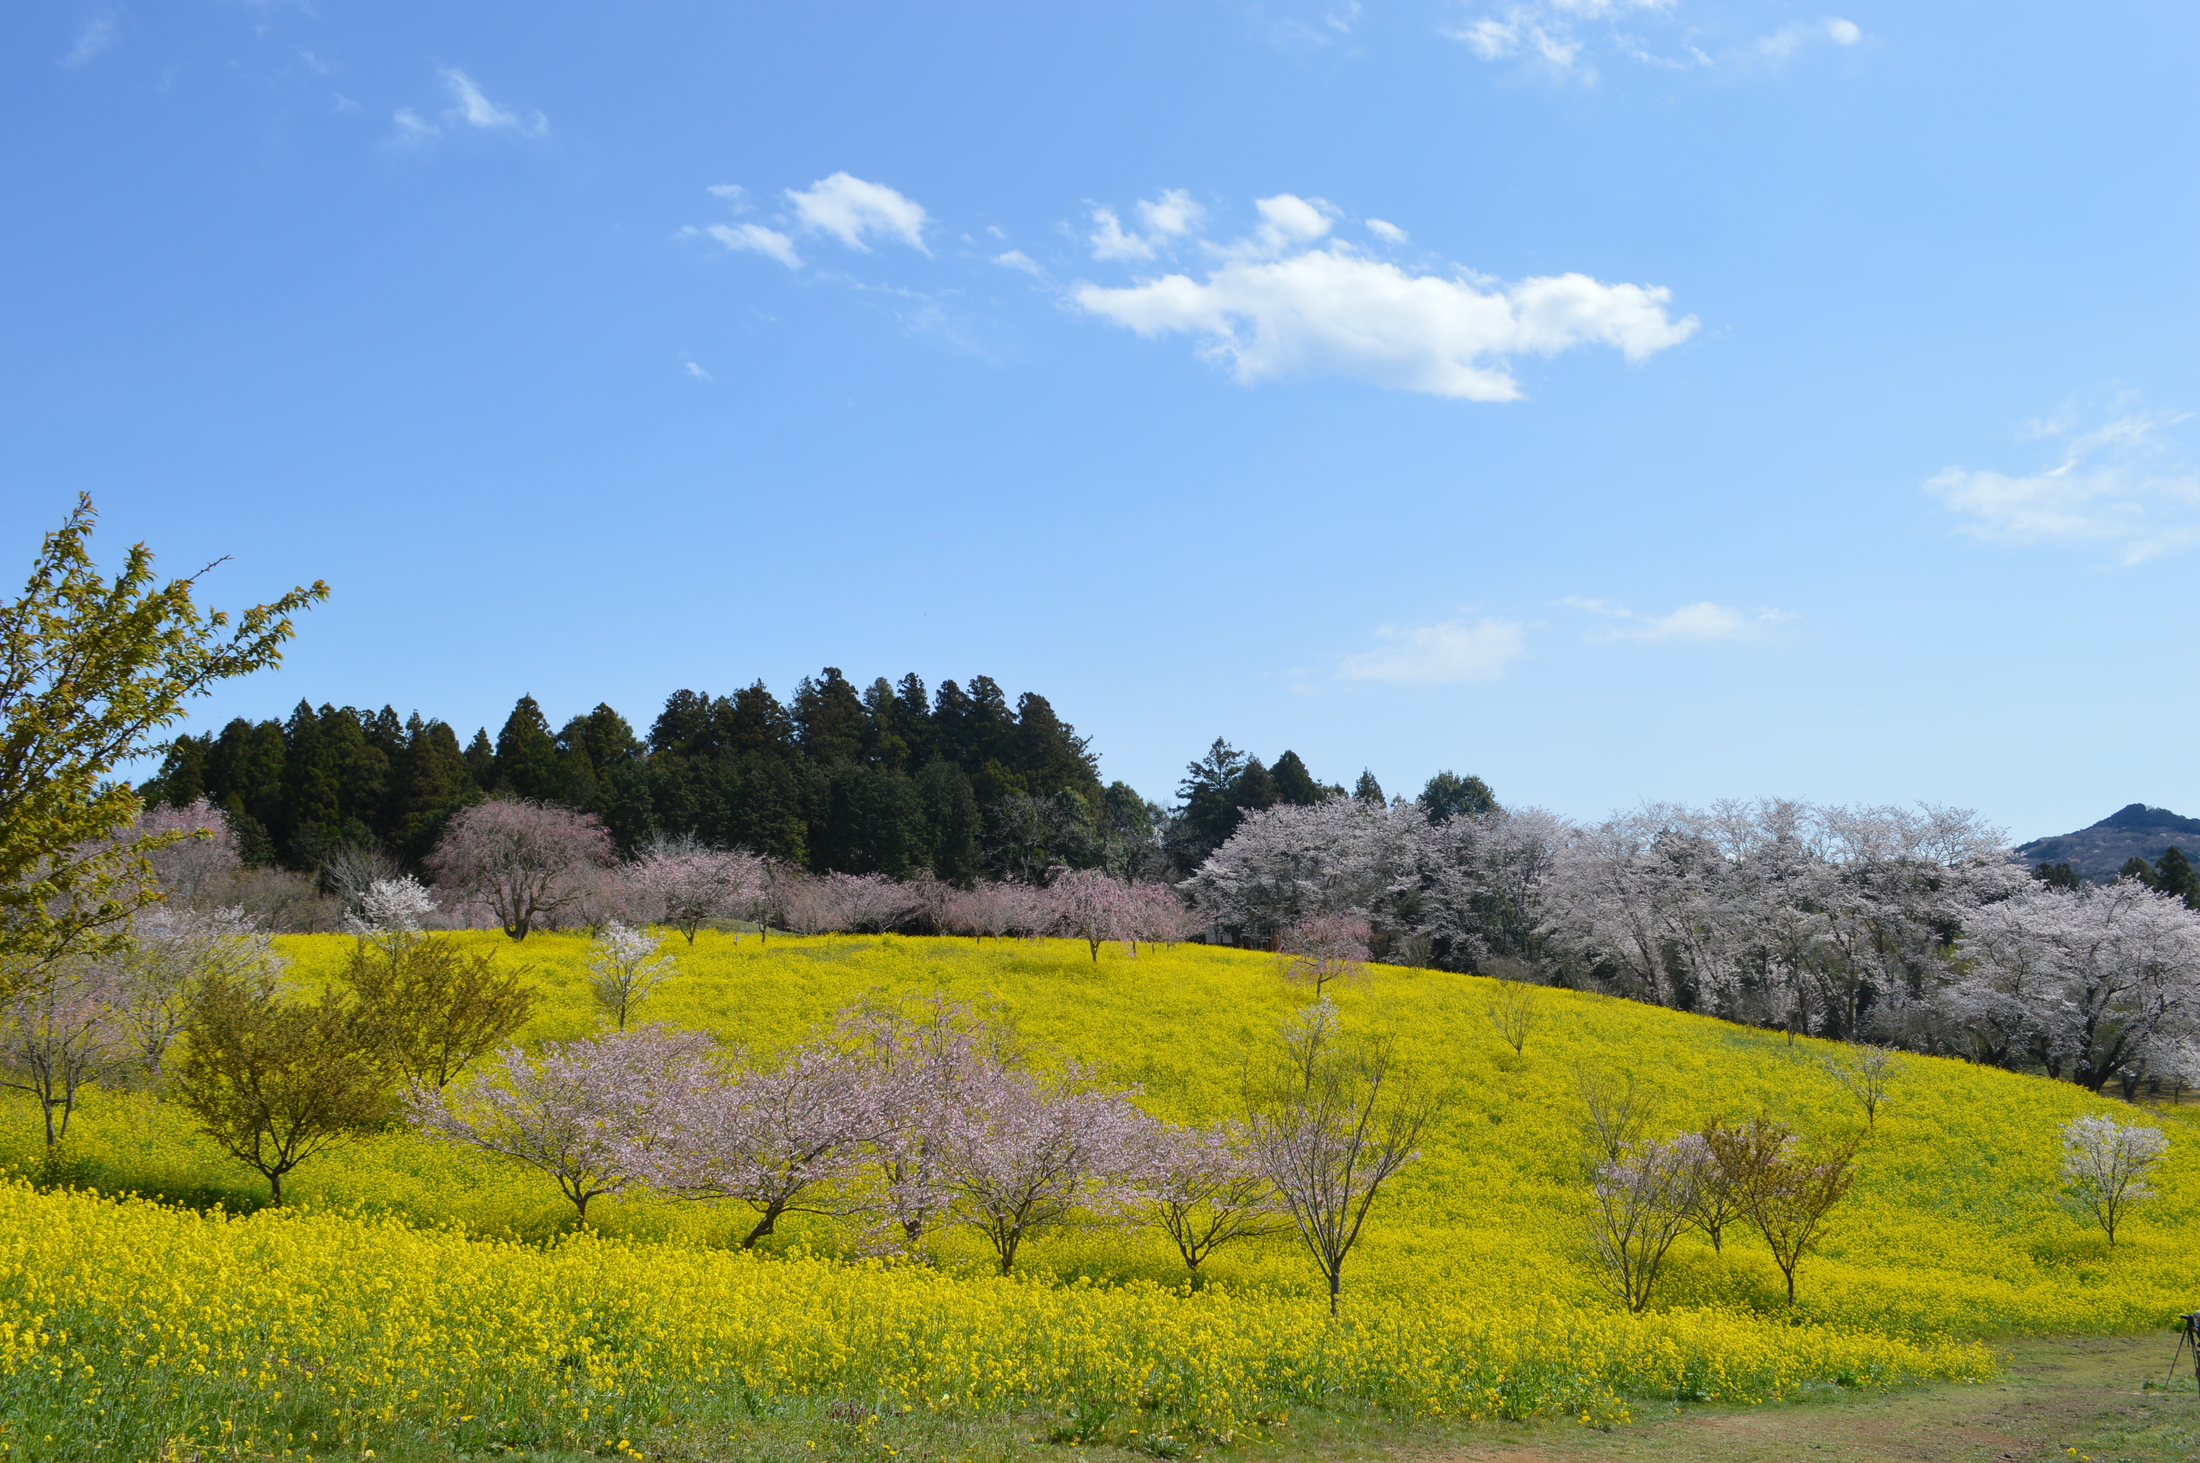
(408, 800), (1201, 955)
(1190, 794), (2200, 1096)
(409, 994), (1439, 1306)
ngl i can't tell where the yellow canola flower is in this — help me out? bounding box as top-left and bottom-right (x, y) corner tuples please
(0, 1180), (1983, 1454)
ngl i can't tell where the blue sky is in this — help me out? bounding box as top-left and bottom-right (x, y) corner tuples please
(3, 1), (2194, 841)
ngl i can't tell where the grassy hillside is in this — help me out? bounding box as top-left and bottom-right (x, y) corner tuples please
(0, 932), (2188, 1459)
(17, 931), (2196, 1334)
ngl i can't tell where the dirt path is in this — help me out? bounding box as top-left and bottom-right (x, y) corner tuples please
(1394, 1334), (2200, 1463)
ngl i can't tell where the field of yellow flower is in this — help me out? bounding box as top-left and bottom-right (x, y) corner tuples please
(0, 932), (2187, 1458)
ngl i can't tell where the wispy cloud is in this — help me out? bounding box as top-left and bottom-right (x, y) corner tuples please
(60, 16), (115, 68)
(1444, 0), (1671, 82)
(1565, 598), (1794, 642)
(1340, 618), (1527, 684)
(1448, 2), (1855, 81)
(1366, 218), (1409, 245)
(693, 174), (930, 269)
(992, 249), (1045, 276)
(439, 68), (548, 135)
(392, 69), (547, 145)
(1072, 192), (1695, 400)
(1754, 17), (1862, 60)
(1255, 0), (1364, 56)
(1925, 395), (2200, 564)
(786, 173), (930, 254)
(684, 361), (713, 381)
(1086, 189), (1207, 262)
(392, 108), (439, 144)
(707, 222), (802, 269)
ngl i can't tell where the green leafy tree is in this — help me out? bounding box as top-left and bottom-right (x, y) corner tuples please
(493, 695), (561, 801)
(2153, 847), (2199, 910)
(1173, 738), (1250, 873)
(345, 932), (538, 1091)
(793, 667), (869, 765)
(171, 970), (390, 1203)
(1420, 770), (1498, 823)
(916, 758), (980, 883)
(0, 496), (324, 992)
(1353, 770), (1386, 805)
(389, 717), (477, 863)
(462, 728), (496, 789)
(1270, 751), (1327, 807)
(279, 700), (341, 865)
(2032, 861), (2083, 890)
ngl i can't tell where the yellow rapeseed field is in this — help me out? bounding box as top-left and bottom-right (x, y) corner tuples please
(0, 931), (2185, 1457)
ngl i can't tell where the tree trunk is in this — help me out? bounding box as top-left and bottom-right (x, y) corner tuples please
(1327, 1268), (1342, 1317)
(268, 1169), (284, 1206)
(742, 1203), (785, 1249)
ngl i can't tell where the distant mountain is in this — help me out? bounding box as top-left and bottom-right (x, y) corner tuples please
(2015, 804), (2200, 880)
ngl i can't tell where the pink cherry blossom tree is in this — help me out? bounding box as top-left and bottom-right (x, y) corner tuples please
(409, 1024), (712, 1223)
(824, 873), (919, 934)
(1126, 882), (1195, 955)
(942, 1063), (1150, 1274)
(839, 992), (1005, 1248)
(130, 798), (243, 908)
(112, 905), (283, 1080)
(625, 836), (767, 945)
(1281, 913), (1373, 996)
(1045, 869), (1138, 963)
(1131, 1119), (1287, 1277)
(0, 960), (124, 1146)
(638, 1039), (888, 1247)
(1585, 1136), (1700, 1312)
(1246, 998), (1443, 1314)
(940, 882), (1049, 944)
(425, 799), (615, 940)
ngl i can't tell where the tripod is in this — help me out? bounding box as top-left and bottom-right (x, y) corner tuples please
(2166, 1313), (2200, 1392)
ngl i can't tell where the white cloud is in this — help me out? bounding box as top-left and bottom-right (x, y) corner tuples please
(1087, 190), (1205, 261)
(1139, 189), (1205, 239)
(1236, 193), (1335, 257)
(1925, 401), (2200, 563)
(1756, 17), (1863, 59)
(708, 222), (802, 269)
(1446, 0), (1668, 76)
(684, 361), (713, 381)
(392, 108), (440, 144)
(786, 173), (930, 253)
(1073, 195), (1696, 400)
(1565, 598), (1793, 642)
(1366, 218), (1409, 245)
(1341, 619), (1527, 684)
(61, 17), (115, 68)
(708, 183), (747, 205)
(1088, 206), (1153, 261)
(1452, 0), (1855, 79)
(438, 68), (547, 135)
(993, 249), (1045, 276)
(1455, 16), (1520, 58)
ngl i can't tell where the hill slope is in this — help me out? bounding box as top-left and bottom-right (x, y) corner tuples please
(2018, 803), (2200, 878)
(4, 932), (2187, 1459)
(23, 932), (2197, 1339)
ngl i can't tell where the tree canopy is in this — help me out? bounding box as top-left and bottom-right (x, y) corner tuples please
(1, 496), (324, 991)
